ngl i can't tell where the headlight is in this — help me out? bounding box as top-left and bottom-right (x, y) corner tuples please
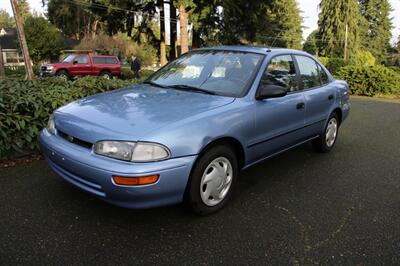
(47, 115), (56, 134)
(47, 65), (54, 71)
(94, 141), (170, 162)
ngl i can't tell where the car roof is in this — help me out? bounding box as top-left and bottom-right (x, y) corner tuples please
(194, 45), (311, 56)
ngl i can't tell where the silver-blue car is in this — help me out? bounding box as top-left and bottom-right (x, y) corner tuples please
(40, 46), (350, 215)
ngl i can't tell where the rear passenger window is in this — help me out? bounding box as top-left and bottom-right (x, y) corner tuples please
(92, 57), (106, 64)
(295, 56), (321, 89)
(262, 55), (298, 92)
(317, 64), (330, 85)
(106, 57), (118, 64)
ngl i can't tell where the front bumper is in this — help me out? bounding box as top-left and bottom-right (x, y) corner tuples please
(39, 129), (196, 208)
(39, 70), (56, 77)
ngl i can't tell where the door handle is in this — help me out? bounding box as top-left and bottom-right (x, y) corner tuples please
(328, 94), (334, 100)
(296, 102), (305, 109)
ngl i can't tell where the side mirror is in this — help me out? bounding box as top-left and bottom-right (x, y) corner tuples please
(256, 83), (287, 100)
(73, 60), (78, 64)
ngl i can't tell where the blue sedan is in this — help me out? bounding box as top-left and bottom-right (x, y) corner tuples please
(40, 46), (350, 215)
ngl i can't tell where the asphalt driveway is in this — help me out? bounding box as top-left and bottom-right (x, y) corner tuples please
(1, 98), (399, 265)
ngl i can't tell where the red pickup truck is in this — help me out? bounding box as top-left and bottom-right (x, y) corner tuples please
(40, 54), (121, 80)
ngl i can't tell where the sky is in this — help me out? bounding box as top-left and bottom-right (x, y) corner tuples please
(2, 0), (400, 44)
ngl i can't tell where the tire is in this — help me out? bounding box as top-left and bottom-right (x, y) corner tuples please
(56, 70), (70, 81)
(184, 145), (238, 215)
(100, 71), (112, 79)
(312, 112), (339, 153)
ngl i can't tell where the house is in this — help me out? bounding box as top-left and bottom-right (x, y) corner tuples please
(0, 27), (24, 67)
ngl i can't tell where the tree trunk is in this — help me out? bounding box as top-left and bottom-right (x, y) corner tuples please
(159, 0), (167, 66)
(0, 44), (5, 77)
(169, 2), (177, 60)
(179, 5), (189, 54)
(10, 0), (34, 80)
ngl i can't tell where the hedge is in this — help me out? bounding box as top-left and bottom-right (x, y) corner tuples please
(337, 65), (400, 97)
(317, 57), (347, 75)
(0, 77), (142, 157)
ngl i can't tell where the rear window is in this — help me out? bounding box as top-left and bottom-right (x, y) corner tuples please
(92, 57), (118, 64)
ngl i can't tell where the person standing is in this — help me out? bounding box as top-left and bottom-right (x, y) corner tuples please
(130, 55), (141, 79)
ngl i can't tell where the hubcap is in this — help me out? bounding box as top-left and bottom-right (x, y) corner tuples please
(103, 74), (110, 79)
(325, 117), (338, 147)
(200, 157), (233, 206)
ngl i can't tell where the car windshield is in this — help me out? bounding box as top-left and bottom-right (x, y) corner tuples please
(62, 55), (75, 63)
(148, 51), (264, 97)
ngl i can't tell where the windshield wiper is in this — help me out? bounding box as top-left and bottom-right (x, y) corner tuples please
(143, 81), (170, 89)
(169, 84), (217, 95)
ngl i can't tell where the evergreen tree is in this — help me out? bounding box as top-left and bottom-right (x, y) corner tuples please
(359, 0), (392, 61)
(0, 9), (15, 28)
(266, 0), (303, 49)
(17, 0), (31, 21)
(303, 30), (318, 55)
(220, 0), (302, 48)
(317, 0), (361, 59)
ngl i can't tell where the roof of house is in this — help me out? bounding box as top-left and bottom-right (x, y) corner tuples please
(0, 28), (18, 50)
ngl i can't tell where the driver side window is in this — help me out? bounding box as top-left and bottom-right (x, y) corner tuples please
(262, 55), (298, 92)
(74, 55), (88, 64)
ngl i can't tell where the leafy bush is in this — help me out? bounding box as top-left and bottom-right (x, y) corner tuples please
(4, 65), (40, 78)
(0, 77), (141, 157)
(337, 65), (400, 96)
(120, 66), (155, 80)
(350, 50), (376, 67)
(317, 57), (347, 75)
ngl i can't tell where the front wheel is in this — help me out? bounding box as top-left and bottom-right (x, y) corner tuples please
(184, 145), (238, 215)
(56, 70), (70, 81)
(313, 112), (339, 153)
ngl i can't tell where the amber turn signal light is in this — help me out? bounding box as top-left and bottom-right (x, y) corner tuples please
(112, 175), (159, 186)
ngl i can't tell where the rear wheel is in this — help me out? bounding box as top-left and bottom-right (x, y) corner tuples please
(313, 112), (339, 153)
(56, 70), (70, 81)
(100, 71), (112, 79)
(184, 145), (238, 215)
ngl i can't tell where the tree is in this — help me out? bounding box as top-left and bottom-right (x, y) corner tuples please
(359, 0), (392, 62)
(264, 0), (303, 49)
(24, 16), (65, 63)
(175, 0), (195, 54)
(317, 0), (361, 59)
(303, 30), (318, 55)
(17, 0), (31, 21)
(190, 0), (221, 48)
(158, 0), (167, 65)
(0, 9), (15, 28)
(219, 0), (302, 48)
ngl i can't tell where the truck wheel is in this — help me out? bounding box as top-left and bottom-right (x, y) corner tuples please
(56, 70), (70, 81)
(100, 71), (112, 80)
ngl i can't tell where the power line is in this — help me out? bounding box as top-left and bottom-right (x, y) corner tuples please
(61, 0), (180, 23)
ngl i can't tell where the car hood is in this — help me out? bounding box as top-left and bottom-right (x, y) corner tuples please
(54, 84), (235, 143)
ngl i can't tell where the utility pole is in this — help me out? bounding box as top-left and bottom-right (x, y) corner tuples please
(10, 0), (34, 80)
(344, 23), (348, 61)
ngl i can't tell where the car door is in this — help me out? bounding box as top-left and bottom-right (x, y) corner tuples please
(70, 55), (91, 76)
(250, 54), (307, 161)
(294, 55), (336, 136)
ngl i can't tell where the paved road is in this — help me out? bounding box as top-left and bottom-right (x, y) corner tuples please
(1, 98), (400, 265)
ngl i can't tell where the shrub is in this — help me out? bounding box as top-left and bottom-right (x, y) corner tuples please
(350, 50), (376, 67)
(4, 65), (40, 78)
(337, 65), (400, 96)
(0, 77), (141, 157)
(317, 57), (347, 75)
